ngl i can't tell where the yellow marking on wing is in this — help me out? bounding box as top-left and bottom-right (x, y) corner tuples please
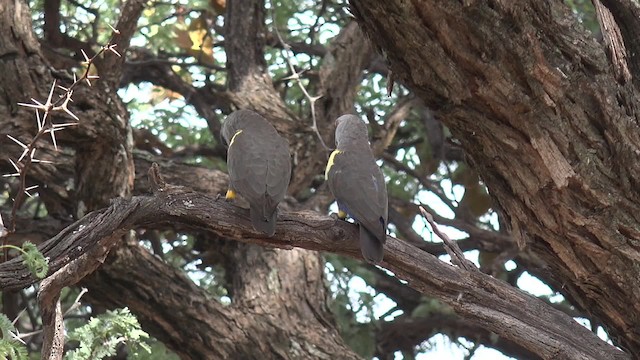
(325, 150), (343, 180)
(229, 129), (243, 147)
(338, 210), (347, 219)
(225, 189), (236, 201)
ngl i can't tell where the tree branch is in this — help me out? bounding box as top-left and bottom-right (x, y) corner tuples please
(598, 0), (640, 87)
(99, 0), (146, 87)
(82, 243), (359, 359)
(121, 47), (231, 136)
(376, 313), (540, 360)
(0, 188), (626, 359)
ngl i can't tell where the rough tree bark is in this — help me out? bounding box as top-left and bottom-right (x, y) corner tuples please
(0, 187), (627, 359)
(350, 0), (640, 356)
(1, 0), (359, 358)
(2, 0), (637, 358)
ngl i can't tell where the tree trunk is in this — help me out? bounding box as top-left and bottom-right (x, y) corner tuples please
(84, 244), (356, 359)
(350, 0), (640, 356)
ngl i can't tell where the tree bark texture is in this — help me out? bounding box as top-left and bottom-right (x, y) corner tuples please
(0, 189), (627, 359)
(350, 0), (640, 356)
(2, 0), (638, 358)
(1, 0), (362, 358)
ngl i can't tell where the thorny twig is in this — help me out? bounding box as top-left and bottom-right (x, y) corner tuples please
(10, 288), (89, 342)
(2, 25), (121, 239)
(419, 206), (479, 272)
(270, 0), (330, 151)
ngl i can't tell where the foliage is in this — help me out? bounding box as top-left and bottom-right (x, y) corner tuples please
(65, 308), (150, 360)
(326, 255), (377, 358)
(0, 313), (28, 360)
(0, 242), (48, 279)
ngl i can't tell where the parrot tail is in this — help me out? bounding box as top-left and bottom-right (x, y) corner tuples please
(249, 203), (278, 237)
(359, 225), (385, 264)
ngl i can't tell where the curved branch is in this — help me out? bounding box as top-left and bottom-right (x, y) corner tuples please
(376, 313), (540, 360)
(122, 47), (230, 136)
(0, 188), (626, 359)
(99, 0), (146, 86)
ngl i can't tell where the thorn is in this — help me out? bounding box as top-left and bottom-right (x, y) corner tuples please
(4, 158), (20, 177)
(17, 148), (29, 163)
(31, 158), (54, 164)
(52, 122), (78, 129)
(308, 95), (323, 103)
(45, 80), (57, 107)
(24, 185), (38, 198)
(8, 158), (20, 172)
(107, 44), (121, 57)
(85, 78), (92, 87)
(17, 100), (44, 110)
(53, 91), (79, 121)
(12, 308), (26, 326)
(281, 72), (301, 81)
(35, 109), (43, 131)
(80, 49), (91, 63)
(45, 127), (60, 151)
(10, 330), (26, 345)
(107, 23), (121, 35)
(87, 75), (100, 79)
(7, 134), (27, 149)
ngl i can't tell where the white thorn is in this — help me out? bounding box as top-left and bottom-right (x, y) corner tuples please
(7, 134), (27, 149)
(80, 49), (90, 63)
(8, 158), (20, 172)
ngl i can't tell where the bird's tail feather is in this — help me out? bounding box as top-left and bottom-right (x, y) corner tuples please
(249, 203), (277, 237)
(359, 226), (384, 264)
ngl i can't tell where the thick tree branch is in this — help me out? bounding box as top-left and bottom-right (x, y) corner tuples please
(376, 313), (540, 360)
(99, 0), (146, 87)
(224, 0), (296, 133)
(350, 1), (640, 354)
(82, 243), (358, 359)
(598, 0), (640, 87)
(0, 189), (626, 359)
(593, 0), (632, 84)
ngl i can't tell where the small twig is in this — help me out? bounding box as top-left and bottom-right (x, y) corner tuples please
(419, 206), (478, 272)
(148, 162), (167, 193)
(63, 287), (88, 316)
(270, 0), (330, 151)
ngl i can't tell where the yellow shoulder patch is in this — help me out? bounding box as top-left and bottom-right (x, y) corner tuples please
(325, 149), (343, 180)
(229, 129), (243, 147)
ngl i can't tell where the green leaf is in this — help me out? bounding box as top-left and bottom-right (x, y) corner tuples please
(21, 242), (48, 279)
